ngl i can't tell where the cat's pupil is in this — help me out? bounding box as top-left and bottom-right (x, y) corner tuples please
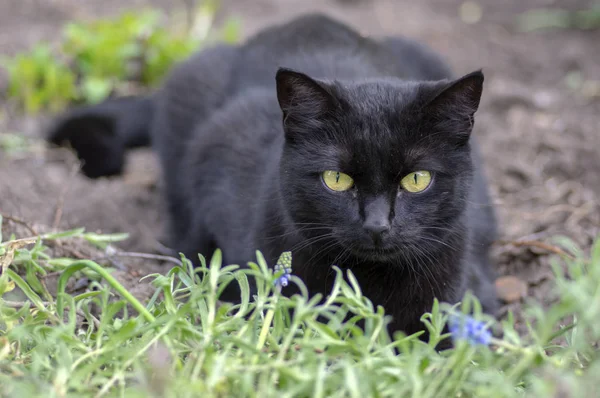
(413, 174), (418, 184)
(336, 172), (340, 183)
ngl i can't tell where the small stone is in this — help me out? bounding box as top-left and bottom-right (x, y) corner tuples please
(495, 276), (528, 303)
(459, 1), (483, 25)
(581, 80), (600, 99)
(532, 90), (559, 109)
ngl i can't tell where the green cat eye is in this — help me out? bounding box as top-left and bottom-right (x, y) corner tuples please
(322, 170), (354, 192)
(400, 171), (432, 193)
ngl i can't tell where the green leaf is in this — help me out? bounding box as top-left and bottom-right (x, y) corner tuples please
(81, 77), (113, 104)
(220, 18), (241, 44)
(83, 232), (130, 249)
(43, 228), (86, 240)
(4, 269), (47, 311)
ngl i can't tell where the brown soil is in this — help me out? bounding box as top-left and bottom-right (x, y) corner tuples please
(1, 0), (599, 331)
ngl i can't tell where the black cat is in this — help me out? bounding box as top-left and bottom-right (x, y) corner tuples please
(47, 14), (499, 340)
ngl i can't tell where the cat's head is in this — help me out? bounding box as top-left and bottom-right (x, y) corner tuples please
(276, 68), (483, 263)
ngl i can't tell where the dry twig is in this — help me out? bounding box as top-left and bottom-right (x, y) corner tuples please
(0, 213), (38, 235)
(495, 239), (575, 260)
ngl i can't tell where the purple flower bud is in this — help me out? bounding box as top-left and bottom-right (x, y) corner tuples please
(448, 314), (491, 346)
(278, 275), (289, 287)
(274, 264), (292, 287)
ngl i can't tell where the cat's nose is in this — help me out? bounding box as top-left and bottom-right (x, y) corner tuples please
(363, 219), (391, 242)
(362, 196), (392, 243)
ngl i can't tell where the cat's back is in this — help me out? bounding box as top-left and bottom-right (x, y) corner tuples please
(242, 14), (364, 53)
(229, 14), (389, 90)
(157, 13), (451, 129)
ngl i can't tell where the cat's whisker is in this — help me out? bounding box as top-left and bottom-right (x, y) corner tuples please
(287, 233), (337, 254)
(422, 225), (463, 234)
(412, 242), (459, 296)
(405, 242), (442, 297)
(418, 234), (461, 252)
(394, 242), (425, 295)
(304, 239), (345, 268)
(330, 240), (354, 268)
(263, 226), (332, 241)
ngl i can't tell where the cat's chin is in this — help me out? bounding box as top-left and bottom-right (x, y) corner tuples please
(350, 246), (402, 263)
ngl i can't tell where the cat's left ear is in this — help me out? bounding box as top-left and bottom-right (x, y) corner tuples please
(423, 70), (484, 144)
(276, 68), (338, 131)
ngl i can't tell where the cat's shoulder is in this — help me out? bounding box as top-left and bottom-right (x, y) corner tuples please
(187, 88), (282, 155)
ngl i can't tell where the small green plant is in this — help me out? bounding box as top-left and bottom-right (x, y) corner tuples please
(1, 3), (240, 114)
(3, 45), (78, 114)
(1, 210), (600, 396)
(0, 132), (38, 158)
(516, 5), (600, 32)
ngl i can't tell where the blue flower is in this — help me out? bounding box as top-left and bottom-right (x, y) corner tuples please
(273, 251), (292, 289)
(275, 274), (290, 288)
(448, 314), (491, 346)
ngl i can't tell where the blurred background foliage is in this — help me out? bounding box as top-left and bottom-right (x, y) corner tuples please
(2, 1), (600, 115)
(1, 1), (240, 114)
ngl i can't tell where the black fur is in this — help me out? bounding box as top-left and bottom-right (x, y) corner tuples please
(47, 14), (499, 340)
(47, 96), (153, 177)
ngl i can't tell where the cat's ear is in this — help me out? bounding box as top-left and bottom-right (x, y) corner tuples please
(276, 68), (337, 122)
(426, 70), (483, 117)
(423, 70), (484, 144)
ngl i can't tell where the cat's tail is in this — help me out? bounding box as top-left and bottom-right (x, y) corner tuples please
(46, 95), (154, 178)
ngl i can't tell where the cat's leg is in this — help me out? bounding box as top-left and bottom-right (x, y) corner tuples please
(180, 219), (216, 263)
(151, 44), (239, 246)
(464, 143), (500, 315)
(465, 253), (500, 315)
(177, 207), (259, 303)
(179, 226), (243, 303)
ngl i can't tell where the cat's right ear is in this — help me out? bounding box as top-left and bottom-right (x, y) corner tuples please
(422, 70), (484, 145)
(276, 68), (338, 126)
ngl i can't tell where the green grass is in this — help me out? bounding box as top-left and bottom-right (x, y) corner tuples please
(0, 133), (33, 156)
(1, 214), (600, 397)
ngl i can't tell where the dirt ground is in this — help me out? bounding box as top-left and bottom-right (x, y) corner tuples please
(1, 0), (599, 331)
